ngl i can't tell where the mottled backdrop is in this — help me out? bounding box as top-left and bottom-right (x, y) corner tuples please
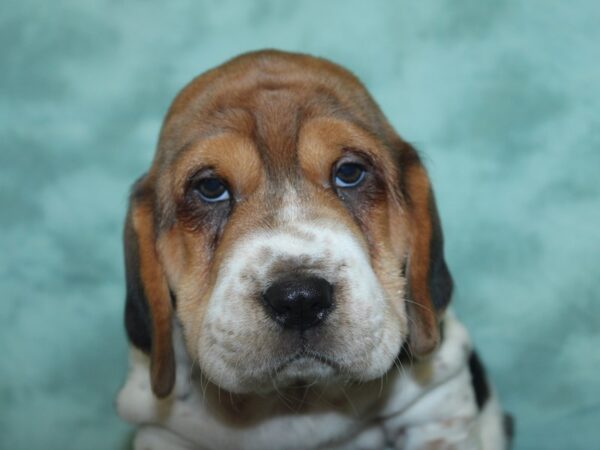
(1, 1), (599, 449)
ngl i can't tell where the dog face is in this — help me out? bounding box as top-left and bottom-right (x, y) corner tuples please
(123, 50), (452, 397)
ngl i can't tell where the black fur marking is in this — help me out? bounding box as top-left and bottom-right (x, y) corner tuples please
(427, 191), (453, 311)
(123, 210), (152, 354)
(169, 289), (177, 309)
(124, 286), (152, 354)
(468, 351), (491, 409)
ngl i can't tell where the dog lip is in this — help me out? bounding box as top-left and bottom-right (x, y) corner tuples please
(274, 350), (341, 373)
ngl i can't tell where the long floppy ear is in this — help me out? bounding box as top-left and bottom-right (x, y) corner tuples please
(400, 145), (453, 357)
(123, 177), (175, 398)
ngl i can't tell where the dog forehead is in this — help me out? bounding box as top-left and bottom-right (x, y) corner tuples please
(166, 50), (365, 121)
(154, 51), (387, 168)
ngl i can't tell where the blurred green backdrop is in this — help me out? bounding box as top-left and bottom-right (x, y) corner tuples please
(1, 1), (599, 449)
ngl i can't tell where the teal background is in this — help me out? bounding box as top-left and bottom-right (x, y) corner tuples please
(1, 1), (599, 449)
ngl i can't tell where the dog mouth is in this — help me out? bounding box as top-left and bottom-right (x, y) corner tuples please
(279, 351), (341, 369)
(269, 350), (342, 386)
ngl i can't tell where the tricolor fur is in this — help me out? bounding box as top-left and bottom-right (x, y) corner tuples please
(117, 50), (511, 449)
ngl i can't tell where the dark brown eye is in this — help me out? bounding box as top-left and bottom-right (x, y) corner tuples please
(334, 163), (366, 188)
(193, 177), (230, 203)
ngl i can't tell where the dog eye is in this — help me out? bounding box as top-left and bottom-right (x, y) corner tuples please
(334, 163), (366, 188)
(194, 177), (230, 203)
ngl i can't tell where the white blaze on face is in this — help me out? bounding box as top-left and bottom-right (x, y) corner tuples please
(196, 189), (408, 393)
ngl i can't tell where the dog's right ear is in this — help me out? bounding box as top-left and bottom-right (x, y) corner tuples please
(123, 176), (175, 398)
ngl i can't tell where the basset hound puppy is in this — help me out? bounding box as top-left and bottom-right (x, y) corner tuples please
(117, 50), (512, 450)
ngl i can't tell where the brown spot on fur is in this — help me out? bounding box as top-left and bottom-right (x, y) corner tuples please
(267, 254), (327, 281)
(257, 246), (274, 261)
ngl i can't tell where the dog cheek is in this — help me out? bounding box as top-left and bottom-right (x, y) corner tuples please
(194, 265), (266, 386)
(369, 209), (411, 351)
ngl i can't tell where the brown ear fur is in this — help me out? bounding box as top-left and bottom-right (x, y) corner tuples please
(123, 177), (175, 398)
(401, 146), (453, 357)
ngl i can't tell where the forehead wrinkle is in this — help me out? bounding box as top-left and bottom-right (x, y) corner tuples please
(251, 89), (304, 187)
(247, 88), (378, 192)
(162, 106), (257, 168)
(157, 69), (394, 219)
(157, 49), (396, 158)
(159, 75), (379, 175)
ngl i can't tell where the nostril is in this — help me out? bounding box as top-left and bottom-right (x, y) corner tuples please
(262, 276), (334, 330)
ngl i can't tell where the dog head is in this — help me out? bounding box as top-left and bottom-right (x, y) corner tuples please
(123, 50), (452, 398)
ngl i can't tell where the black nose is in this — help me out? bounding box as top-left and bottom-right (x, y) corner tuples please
(262, 276), (334, 330)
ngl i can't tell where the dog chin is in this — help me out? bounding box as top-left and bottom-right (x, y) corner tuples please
(272, 356), (338, 387)
(221, 356), (341, 395)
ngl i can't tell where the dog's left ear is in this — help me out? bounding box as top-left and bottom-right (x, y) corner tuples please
(123, 176), (175, 398)
(397, 143), (453, 357)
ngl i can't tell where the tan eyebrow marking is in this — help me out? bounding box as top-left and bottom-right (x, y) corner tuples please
(170, 134), (264, 199)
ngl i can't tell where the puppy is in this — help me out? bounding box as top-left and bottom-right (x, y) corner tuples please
(117, 50), (511, 450)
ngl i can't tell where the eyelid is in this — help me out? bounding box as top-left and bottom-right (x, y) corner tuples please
(332, 150), (368, 177)
(184, 167), (232, 199)
(186, 167), (221, 189)
(336, 148), (373, 167)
